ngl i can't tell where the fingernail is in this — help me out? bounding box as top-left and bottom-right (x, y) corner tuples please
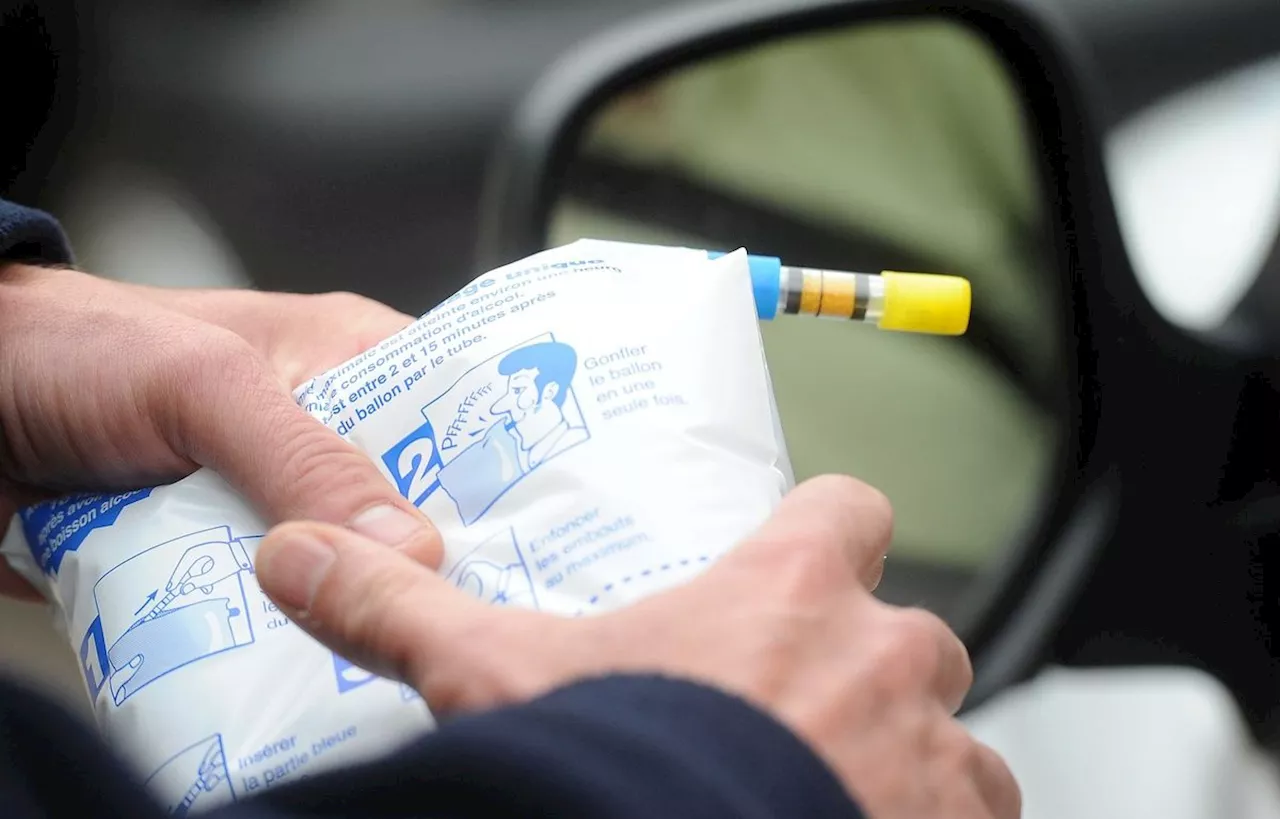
(258, 532), (335, 611)
(349, 504), (426, 547)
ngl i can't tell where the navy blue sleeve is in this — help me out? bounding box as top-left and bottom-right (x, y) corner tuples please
(0, 674), (862, 819)
(238, 675), (862, 819)
(0, 198), (73, 265)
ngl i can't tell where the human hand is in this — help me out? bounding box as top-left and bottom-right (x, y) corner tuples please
(108, 653), (143, 704)
(0, 264), (442, 599)
(254, 475), (1020, 819)
(167, 541), (240, 597)
(197, 740), (227, 791)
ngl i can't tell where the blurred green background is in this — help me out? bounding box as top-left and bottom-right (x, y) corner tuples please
(547, 20), (1064, 609)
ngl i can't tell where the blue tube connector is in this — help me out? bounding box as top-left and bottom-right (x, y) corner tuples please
(707, 251), (782, 320)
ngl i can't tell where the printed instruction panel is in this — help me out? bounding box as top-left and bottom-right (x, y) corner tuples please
(293, 244), (788, 619)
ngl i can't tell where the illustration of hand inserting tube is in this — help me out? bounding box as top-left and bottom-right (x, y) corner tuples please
(444, 529), (539, 610)
(146, 733), (236, 816)
(94, 526), (258, 706)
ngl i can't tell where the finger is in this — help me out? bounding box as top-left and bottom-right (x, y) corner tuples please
(255, 520), (502, 712)
(737, 475), (894, 590)
(260, 293), (416, 387)
(898, 606), (973, 714)
(971, 740), (1021, 819)
(317, 292), (416, 351)
(162, 334), (442, 568)
(939, 628), (975, 715)
(128, 287), (414, 357)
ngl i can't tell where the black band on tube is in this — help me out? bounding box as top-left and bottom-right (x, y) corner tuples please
(852, 273), (870, 321)
(785, 270), (803, 313)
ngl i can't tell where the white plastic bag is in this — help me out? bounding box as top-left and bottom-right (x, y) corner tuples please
(4, 240), (793, 813)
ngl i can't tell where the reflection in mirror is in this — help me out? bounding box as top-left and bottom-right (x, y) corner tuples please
(1105, 53), (1280, 335)
(546, 19), (1064, 624)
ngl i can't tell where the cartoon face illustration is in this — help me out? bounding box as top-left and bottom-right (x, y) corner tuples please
(490, 342), (578, 448)
(489, 367), (545, 421)
(419, 336), (592, 526)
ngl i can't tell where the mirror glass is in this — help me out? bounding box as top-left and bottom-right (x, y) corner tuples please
(545, 19), (1063, 622)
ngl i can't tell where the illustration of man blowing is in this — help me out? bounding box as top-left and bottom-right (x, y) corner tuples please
(436, 341), (589, 524)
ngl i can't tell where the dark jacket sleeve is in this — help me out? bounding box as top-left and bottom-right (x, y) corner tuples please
(0, 674), (862, 819)
(0, 198), (73, 265)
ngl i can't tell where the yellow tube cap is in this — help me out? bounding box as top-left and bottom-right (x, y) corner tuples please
(878, 271), (971, 336)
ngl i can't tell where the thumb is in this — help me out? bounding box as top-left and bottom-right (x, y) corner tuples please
(728, 474), (894, 592)
(254, 520), (503, 708)
(170, 338), (442, 568)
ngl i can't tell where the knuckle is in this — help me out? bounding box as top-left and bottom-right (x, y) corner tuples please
(929, 722), (994, 814)
(341, 573), (425, 678)
(932, 721), (997, 800)
(885, 607), (974, 703)
(162, 327), (265, 396)
(935, 718), (979, 766)
(975, 742), (1022, 819)
(892, 606), (950, 651)
(275, 426), (388, 518)
(148, 327), (270, 437)
(771, 537), (850, 602)
(357, 561), (420, 621)
(874, 607), (950, 683)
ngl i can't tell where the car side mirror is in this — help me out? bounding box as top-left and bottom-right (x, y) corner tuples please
(475, 0), (1147, 709)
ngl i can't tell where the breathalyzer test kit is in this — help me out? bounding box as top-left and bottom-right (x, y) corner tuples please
(2, 239), (969, 813)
